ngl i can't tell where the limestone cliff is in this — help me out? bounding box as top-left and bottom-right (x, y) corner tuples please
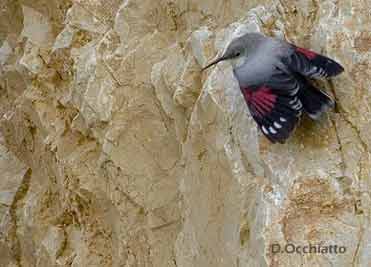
(0, 1), (370, 266)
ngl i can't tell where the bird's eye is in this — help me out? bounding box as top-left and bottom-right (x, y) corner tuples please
(235, 52), (241, 57)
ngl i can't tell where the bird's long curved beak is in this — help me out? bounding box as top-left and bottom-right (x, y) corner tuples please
(201, 56), (227, 71)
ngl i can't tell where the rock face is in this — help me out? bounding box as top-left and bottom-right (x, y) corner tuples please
(0, 1), (370, 266)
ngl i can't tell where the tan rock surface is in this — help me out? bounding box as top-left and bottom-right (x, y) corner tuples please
(0, 1), (370, 266)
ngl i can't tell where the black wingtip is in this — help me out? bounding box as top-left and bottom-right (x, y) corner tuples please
(331, 61), (345, 76)
(338, 64), (345, 75)
(313, 56), (345, 77)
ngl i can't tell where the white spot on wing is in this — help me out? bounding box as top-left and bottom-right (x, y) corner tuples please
(262, 126), (269, 135)
(290, 83), (300, 95)
(292, 101), (302, 110)
(269, 127), (277, 134)
(274, 122), (282, 129)
(280, 117), (287, 122)
(289, 98), (298, 105)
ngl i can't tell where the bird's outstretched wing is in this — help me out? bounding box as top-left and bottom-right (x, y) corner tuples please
(283, 45), (344, 78)
(239, 70), (303, 143)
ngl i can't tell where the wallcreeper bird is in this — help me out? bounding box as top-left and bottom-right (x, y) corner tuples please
(202, 32), (344, 143)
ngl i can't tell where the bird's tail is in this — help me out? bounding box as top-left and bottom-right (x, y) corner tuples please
(298, 84), (335, 120)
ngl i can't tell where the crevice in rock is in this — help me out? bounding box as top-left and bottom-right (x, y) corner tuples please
(328, 80), (369, 153)
(351, 222), (364, 267)
(8, 168), (32, 267)
(150, 219), (181, 231)
(328, 79), (370, 192)
(329, 115), (346, 176)
(102, 61), (126, 87)
(55, 227), (68, 260)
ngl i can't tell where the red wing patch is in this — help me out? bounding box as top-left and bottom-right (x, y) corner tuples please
(296, 47), (317, 60)
(240, 85), (302, 143)
(241, 86), (277, 117)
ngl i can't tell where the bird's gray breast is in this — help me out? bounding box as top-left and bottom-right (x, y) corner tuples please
(233, 54), (278, 89)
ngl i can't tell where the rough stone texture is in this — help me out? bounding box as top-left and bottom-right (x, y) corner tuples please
(0, 1), (370, 266)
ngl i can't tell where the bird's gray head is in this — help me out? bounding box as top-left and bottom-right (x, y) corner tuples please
(202, 35), (248, 71)
(202, 33), (264, 71)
